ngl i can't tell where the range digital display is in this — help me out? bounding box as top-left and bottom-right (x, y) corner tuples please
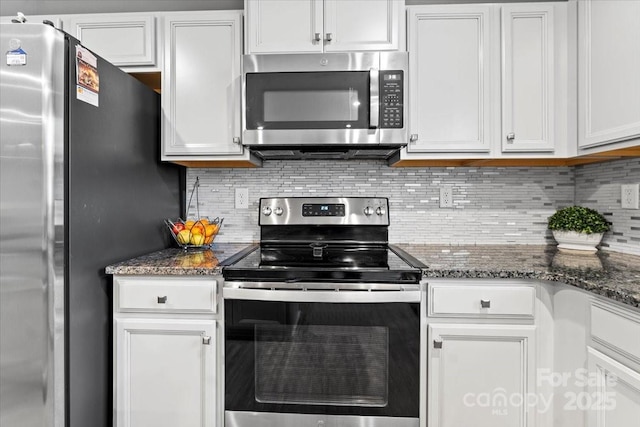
(302, 203), (345, 217)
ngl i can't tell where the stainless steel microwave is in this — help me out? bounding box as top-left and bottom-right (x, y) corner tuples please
(242, 52), (408, 158)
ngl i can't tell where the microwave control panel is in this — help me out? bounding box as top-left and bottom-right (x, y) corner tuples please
(379, 71), (404, 128)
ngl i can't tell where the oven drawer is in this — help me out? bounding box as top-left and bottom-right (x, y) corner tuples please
(428, 283), (536, 318)
(115, 276), (217, 313)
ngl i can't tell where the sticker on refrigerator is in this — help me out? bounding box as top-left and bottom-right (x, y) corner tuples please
(6, 39), (27, 66)
(75, 45), (99, 107)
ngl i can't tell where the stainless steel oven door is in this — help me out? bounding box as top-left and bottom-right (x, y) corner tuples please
(223, 283), (420, 427)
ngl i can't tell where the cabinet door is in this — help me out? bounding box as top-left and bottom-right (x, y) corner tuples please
(578, 0), (640, 148)
(587, 347), (640, 427)
(68, 13), (157, 68)
(428, 324), (536, 427)
(114, 318), (216, 427)
(501, 4), (555, 153)
(323, 0), (401, 52)
(407, 6), (492, 153)
(245, 0), (323, 54)
(162, 12), (244, 156)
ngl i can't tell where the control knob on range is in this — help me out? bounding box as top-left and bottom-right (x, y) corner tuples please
(274, 207), (284, 216)
(262, 207), (272, 216)
(364, 206), (374, 216)
(376, 207), (386, 216)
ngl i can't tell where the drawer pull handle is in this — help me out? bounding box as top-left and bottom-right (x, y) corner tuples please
(202, 336), (211, 345)
(433, 339), (443, 349)
(481, 299), (491, 308)
(157, 296), (167, 304)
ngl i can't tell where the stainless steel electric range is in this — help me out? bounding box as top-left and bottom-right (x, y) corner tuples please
(221, 197), (426, 427)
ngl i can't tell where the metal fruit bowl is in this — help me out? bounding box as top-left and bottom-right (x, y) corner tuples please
(165, 217), (223, 250)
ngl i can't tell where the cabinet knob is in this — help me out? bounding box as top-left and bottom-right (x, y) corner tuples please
(314, 33), (321, 42)
(481, 299), (491, 308)
(434, 339), (443, 349)
(157, 296), (167, 304)
(232, 137), (241, 145)
(409, 134), (418, 143)
(506, 133), (515, 143)
(325, 33), (333, 42)
(202, 336), (211, 345)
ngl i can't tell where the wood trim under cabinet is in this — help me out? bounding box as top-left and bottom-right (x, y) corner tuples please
(390, 145), (640, 167)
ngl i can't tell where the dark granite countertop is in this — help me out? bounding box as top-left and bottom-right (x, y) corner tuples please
(398, 244), (640, 309)
(106, 243), (640, 309)
(105, 243), (250, 276)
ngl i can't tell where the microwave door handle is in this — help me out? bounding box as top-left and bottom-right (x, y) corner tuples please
(369, 68), (379, 129)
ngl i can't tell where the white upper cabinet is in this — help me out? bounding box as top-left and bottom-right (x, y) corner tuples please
(404, 2), (565, 157)
(578, 0), (640, 149)
(161, 11), (255, 162)
(245, 0), (403, 54)
(501, 4), (555, 153)
(68, 13), (159, 70)
(407, 5), (493, 153)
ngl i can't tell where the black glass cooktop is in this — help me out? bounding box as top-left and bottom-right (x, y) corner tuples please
(221, 244), (425, 284)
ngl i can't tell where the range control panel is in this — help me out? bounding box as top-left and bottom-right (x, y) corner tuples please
(380, 70), (404, 128)
(259, 197), (389, 226)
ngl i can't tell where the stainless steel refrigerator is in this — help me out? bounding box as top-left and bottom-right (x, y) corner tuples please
(0, 23), (183, 427)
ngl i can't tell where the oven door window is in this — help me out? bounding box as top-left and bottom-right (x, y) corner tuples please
(225, 301), (419, 417)
(245, 71), (370, 130)
(255, 324), (388, 406)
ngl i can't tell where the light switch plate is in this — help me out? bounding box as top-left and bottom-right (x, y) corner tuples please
(621, 184), (639, 209)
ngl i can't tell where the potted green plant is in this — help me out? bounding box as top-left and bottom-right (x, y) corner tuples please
(548, 206), (610, 252)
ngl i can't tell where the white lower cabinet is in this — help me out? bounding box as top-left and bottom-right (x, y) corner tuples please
(585, 299), (640, 427)
(586, 347), (640, 427)
(113, 275), (221, 427)
(114, 318), (216, 427)
(426, 280), (538, 427)
(427, 324), (536, 427)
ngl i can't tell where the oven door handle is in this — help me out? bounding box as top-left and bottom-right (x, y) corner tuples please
(223, 287), (421, 303)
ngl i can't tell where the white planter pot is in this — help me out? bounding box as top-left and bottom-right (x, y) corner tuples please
(551, 230), (604, 253)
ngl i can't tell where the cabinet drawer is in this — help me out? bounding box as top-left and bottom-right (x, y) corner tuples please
(591, 302), (640, 364)
(115, 276), (217, 313)
(429, 284), (535, 318)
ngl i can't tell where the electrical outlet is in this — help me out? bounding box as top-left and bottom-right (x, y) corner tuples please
(235, 188), (249, 209)
(440, 187), (453, 208)
(621, 184), (640, 209)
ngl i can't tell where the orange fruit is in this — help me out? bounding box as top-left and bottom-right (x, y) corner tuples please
(191, 223), (205, 235)
(204, 224), (216, 237)
(199, 218), (209, 225)
(184, 220), (196, 230)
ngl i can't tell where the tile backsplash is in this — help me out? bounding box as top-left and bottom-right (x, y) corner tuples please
(187, 158), (639, 254)
(575, 158), (640, 255)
